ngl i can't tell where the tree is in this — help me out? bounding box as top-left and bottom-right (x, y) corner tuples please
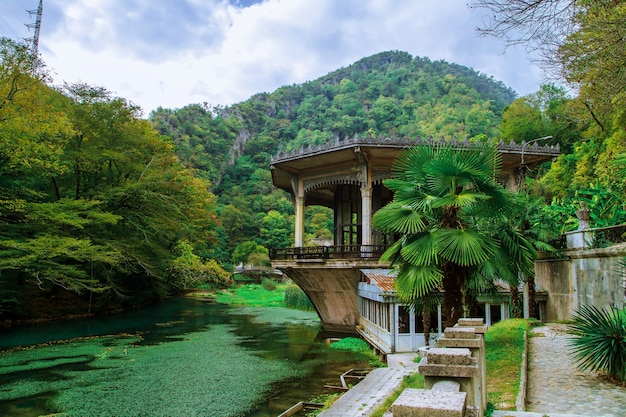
(500, 98), (548, 143)
(373, 143), (535, 327)
(1, 76), (223, 316)
(231, 240), (269, 266)
(259, 210), (292, 250)
(471, 0), (626, 133)
(168, 240), (231, 289)
(510, 193), (562, 318)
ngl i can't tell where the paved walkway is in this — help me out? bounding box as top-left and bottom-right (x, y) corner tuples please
(318, 353), (418, 417)
(523, 324), (626, 417)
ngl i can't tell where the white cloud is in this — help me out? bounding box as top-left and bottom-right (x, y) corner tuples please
(0, 0), (543, 115)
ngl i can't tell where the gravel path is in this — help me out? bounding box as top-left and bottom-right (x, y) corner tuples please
(526, 324), (626, 417)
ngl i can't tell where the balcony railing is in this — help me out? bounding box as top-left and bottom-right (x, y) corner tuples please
(587, 224), (626, 248)
(270, 245), (390, 261)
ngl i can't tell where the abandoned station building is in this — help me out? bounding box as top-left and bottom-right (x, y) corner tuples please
(269, 135), (559, 353)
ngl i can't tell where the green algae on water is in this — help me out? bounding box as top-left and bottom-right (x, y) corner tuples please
(0, 326), (294, 417)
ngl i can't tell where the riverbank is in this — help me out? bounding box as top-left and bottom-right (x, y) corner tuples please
(0, 279), (290, 329)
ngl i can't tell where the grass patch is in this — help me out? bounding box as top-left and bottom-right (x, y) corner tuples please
(484, 318), (529, 411)
(329, 337), (371, 353)
(329, 337), (386, 368)
(216, 283), (286, 307)
(284, 283), (314, 310)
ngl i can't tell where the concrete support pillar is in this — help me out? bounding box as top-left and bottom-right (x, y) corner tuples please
(290, 175), (306, 248)
(361, 186), (372, 246)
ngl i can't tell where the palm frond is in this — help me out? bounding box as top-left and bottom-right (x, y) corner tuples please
(424, 159), (472, 196)
(382, 178), (419, 193)
(373, 202), (426, 234)
(430, 191), (490, 209)
(394, 188), (431, 211)
(483, 246), (521, 286)
(495, 225), (536, 276)
(391, 145), (437, 181)
(465, 269), (499, 297)
(400, 232), (439, 266)
(467, 142), (502, 177)
(436, 227), (497, 266)
(379, 239), (404, 264)
(411, 290), (444, 313)
(395, 264), (443, 303)
(470, 179), (512, 217)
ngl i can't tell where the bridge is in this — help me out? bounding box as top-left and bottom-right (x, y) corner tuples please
(270, 245), (389, 333)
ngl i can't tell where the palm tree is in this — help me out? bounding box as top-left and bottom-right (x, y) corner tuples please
(373, 142), (535, 327)
(414, 290), (443, 346)
(510, 193), (562, 318)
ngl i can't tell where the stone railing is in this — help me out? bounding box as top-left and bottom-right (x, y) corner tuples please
(565, 223), (626, 250)
(271, 134), (560, 164)
(391, 318), (487, 417)
(269, 244), (389, 261)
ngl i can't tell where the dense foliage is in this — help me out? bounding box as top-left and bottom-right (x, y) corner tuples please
(284, 283), (315, 311)
(0, 38), (225, 321)
(473, 0), (626, 236)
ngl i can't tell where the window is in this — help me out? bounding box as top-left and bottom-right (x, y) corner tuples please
(398, 305), (411, 334)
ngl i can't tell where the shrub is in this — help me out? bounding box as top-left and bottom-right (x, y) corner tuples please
(567, 304), (626, 382)
(284, 283), (314, 310)
(261, 278), (277, 291)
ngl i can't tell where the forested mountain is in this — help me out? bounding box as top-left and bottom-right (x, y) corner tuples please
(149, 51), (517, 270)
(152, 51), (515, 187)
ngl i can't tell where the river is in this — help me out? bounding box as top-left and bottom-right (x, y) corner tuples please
(0, 298), (371, 417)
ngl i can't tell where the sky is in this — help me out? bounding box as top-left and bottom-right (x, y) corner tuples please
(0, 0), (543, 116)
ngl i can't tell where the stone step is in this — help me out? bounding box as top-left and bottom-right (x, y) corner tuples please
(492, 411), (617, 417)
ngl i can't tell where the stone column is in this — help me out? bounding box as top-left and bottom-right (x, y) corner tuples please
(437, 319), (487, 414)
(361, 186), (372, 247)
(294, 196), (305, 247)
(393, 347), (479, 417)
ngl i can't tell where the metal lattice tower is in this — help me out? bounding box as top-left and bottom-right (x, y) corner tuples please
(25, 0), (43, 55)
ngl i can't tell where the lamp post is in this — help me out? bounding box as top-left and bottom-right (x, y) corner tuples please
(518, 135), (552, 191)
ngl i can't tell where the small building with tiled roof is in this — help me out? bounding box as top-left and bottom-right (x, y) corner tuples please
(355, 269), (547, 353)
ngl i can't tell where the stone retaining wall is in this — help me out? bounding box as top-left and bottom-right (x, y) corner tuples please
(535, 243), (626, 321)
